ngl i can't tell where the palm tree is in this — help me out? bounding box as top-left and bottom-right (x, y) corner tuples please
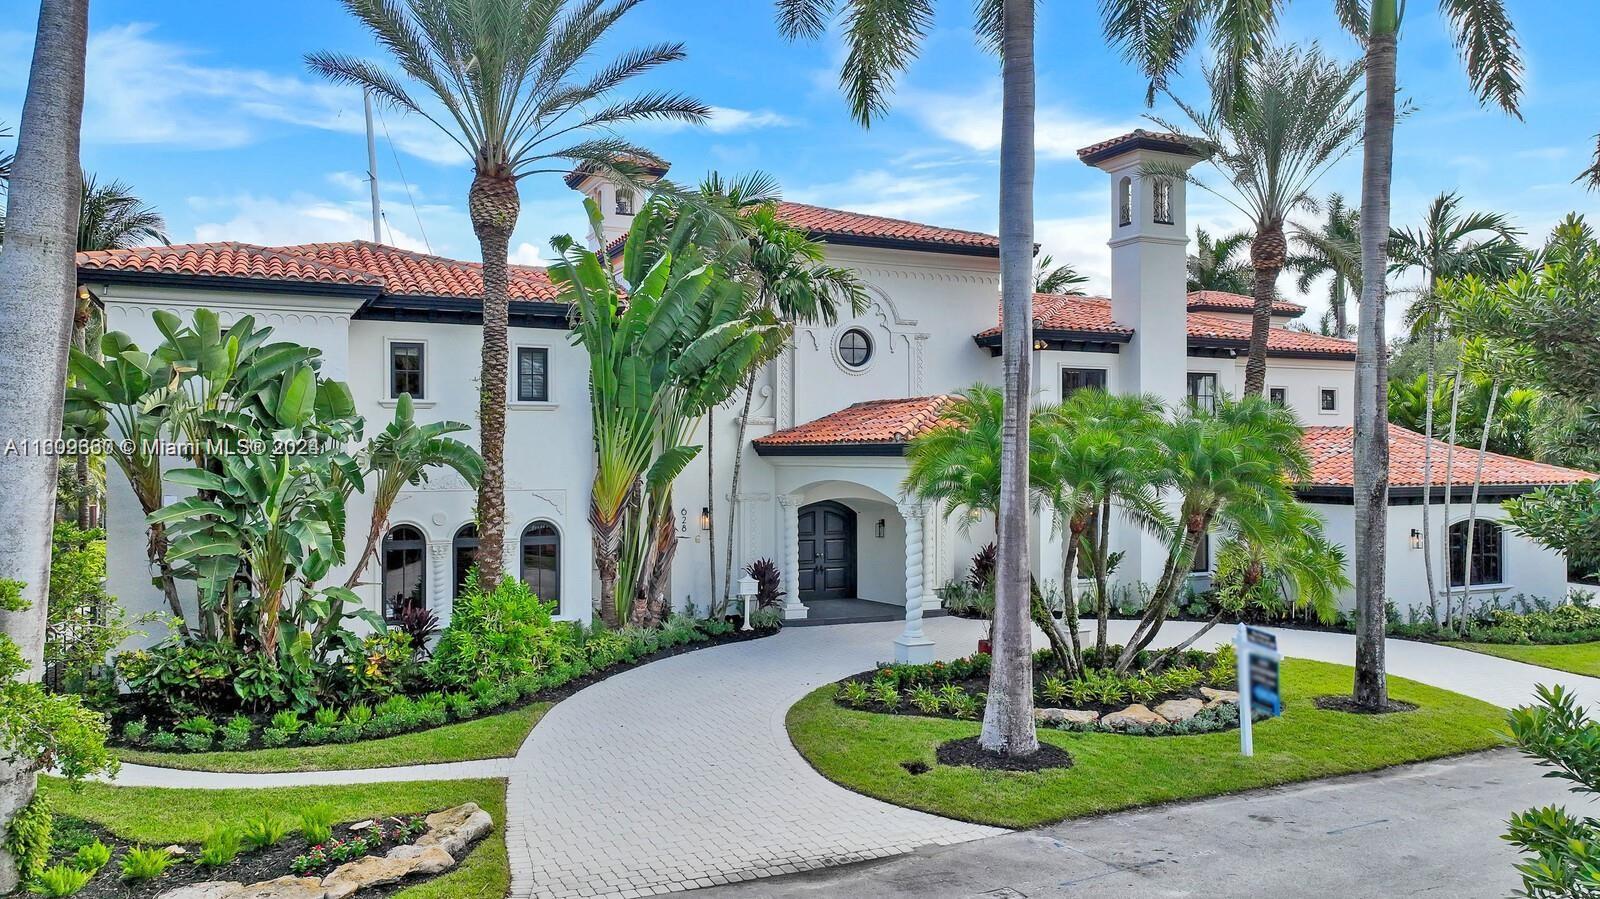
(1581, 133), (1599, 190)
(1389, 192), (1520, 625)
(778, 0), (1039, 756)
(1107, 0), (1523, 712)
(1187, 227), (1253, 294)
(1288, 193), (1360, 337)
(309, 0), (708, 588)
(342, 393), (484, 590)
(0, 0), (89, 888)
(1034, 254), (1088, 295)
(718, 202), (868, 607)
(1155, 44), (1363, 397)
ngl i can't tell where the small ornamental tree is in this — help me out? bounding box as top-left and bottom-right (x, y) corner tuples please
(1506, 684), (1600, 897)
(1505, 481), (1600, 582)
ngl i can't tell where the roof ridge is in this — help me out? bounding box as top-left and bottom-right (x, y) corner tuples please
(777, 201), (998, 240)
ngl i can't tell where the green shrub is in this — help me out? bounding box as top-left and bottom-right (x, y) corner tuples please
(871, 679), (900, 710)
(27, 863), (91, 897)
(946, 691), (979, 719)
(119, 846), (172, 882)
(908, 685), (944, 714)
(269, 710), (304, 735)
(428, 573), (565, 687)
(342, 704), (373, 729)
(297, 804), (336, 845)
(179, 731), (213, 753)
(312, 706), (340, 728)
(838, 681), (871, 708)
(298, 724), (333, 745)
(71, 839), (111, 873)
(331, 723), (363, 744)
(1208, 644), (1238, 688)
(175, 715), (217, 736)
(445, 693), (478, 719)
(120, 719), (148, 745)
(147, 730), (177, 751)
(239, 813), (290, 851)
(198, 827), (242, 867)
(5, 795), (51, 884)
(260, 727), (290, 748)
(1039, 675), (1069, 705)
(751, 607), (783, 630)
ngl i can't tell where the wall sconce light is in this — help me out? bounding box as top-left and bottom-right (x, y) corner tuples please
(1409, 529), (1423, 551)
(875, 518), (886, 539)
(699, 507), (712, 531)
(1033, 339), (1049, 351)
(77, 285), (91, 301)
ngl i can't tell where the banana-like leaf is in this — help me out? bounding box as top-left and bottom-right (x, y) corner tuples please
(163, 468), (228, 491)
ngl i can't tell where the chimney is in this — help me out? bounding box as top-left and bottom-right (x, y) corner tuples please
(563, 155), (672, 252)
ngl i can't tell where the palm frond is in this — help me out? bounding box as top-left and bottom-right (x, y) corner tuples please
(1439, 0), (1523, 117)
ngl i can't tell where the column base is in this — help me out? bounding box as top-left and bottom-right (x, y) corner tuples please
(894, 634), (936, 664)
(781, 602), (809, 621)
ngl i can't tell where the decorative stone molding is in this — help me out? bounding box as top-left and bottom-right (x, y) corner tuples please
(895, 500), (935, 663)
(777, 494), (807, 620)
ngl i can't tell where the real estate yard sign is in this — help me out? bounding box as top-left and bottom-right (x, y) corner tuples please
(1235, 623), (1282, 757)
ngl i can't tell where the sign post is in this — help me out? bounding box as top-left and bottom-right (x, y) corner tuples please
(1235, 623), (1282, 757)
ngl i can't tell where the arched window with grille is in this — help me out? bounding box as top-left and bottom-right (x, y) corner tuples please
(1448, 519), (1504, 587)
(452, 524), (479, 598)
(1118, 176), (1133, 226)
(381, 524), (427, 622)
(521, 521), (561, 604)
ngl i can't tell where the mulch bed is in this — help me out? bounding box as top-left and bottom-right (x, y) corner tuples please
(935, 736), (1075, 772)
(1312, 695), (1420, 715)
(55, 813), (467, 899)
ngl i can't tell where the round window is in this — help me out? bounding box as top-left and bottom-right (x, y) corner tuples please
(838, 328), (873, 368)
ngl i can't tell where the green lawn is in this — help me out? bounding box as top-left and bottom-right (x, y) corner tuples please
(788, 658), (1508, 829)
(1447, 641), (1600, 678)
(116, 702), (549, 773)
(39, 777), (508, 899)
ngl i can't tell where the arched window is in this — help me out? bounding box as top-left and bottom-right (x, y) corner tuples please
(1118, 176), (1133, 226)
(381, 525), (427, 622)
(1449, 519), (1504, 587)
(452, 524), (479, 598)
(521, 521), (561, 603)
(1152, 177), (1173, 224)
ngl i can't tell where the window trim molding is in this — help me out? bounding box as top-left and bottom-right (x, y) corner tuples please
(1187, 371), (1220, 413)
(1447, 517), (1507, 590)
(1060, 365), (1109, 398)
(1268, 385), (1288, 408)
(832, 326), (878, 375)
(1318, 386), (1340, 415)
(512, 342), (554, 406)
(380, 521), (430, 622)
(384, 337), (430, 404)
(517, 517), (563, 606)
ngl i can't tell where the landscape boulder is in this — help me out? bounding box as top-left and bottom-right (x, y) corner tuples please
(386, 844), (456, 876)
(1201, 687), (1239, 709)
(321, 855), (417, 899)
(416, 802), (494, 858)
(1034, 708), (1100, 725)
(1102, 703), (1165, 729)
(229, 876), (327, 899)
(1154, 698), (1204, 723)
(156, 883), (245, 899)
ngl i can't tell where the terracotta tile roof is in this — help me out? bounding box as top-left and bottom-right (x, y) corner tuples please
(1302, 425), (1596, 489)
(974, 295), (1353, 357)
(773, 202), (1000, 255)
(1077, 129), (1206, 164)
(75, 243), (386, 289)
(78, 240), (561, 301)
(563, 153), (671, 189)
(1186, 310), (1356, 358)
(975, 294), (1132, 340)
(1187, 290), (1305, 317)
(754, 395), (958, 451)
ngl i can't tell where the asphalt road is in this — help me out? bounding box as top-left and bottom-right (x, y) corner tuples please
(693, 749), (1577, 899)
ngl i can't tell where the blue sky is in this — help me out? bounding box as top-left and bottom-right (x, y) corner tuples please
(3, 1), (1597, 328)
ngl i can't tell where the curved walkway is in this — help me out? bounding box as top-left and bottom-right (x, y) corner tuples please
(109, 616), (1600, 898)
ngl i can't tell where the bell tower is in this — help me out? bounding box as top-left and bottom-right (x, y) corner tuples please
(1078, 130), (1204, 409)
(564, 155), (671, 251)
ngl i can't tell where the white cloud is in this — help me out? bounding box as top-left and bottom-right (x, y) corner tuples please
(510, 242), (548, 266)
(635, 105), (794, 135)
(1035, 215), (1113, 294)
(81, 23), (464, 164)
(789, 169), (982, 222)
(901, 89), (1140, 160)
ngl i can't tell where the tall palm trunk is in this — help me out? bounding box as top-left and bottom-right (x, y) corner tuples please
(1420, 325), (1440, 626)
(72, 295), (92, 528)
(1352, 4), (1398, 710)
(721, 368), (760, 606)
(0, 0), (88, 888)
(1332, 276), (1349, 338)
(1244, 221), (1287, 395)
(980, 0), (1039, 756)
(1440, 360), (1465, 627)
(468, 171), (517, 588)
(1093, 499), (1111, 655)
(1458, 379), (1500, 632)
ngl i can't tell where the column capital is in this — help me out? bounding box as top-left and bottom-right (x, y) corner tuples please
(777, 493), (804, 509)
(896, 499), (926, 518)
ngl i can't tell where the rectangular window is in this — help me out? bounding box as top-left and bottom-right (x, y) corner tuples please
(390, 341), (424, 400)
(1269, 387), (1287, 408)
(516, 347), (549, 403)
(1320, 387), (1338, 413)
(1061, 367), (1107, 397)
(1191, 531), (1211, 574)
(1187, 372), (1218, 413)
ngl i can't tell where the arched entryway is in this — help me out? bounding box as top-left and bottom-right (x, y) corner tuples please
(797, 500), (856, 602)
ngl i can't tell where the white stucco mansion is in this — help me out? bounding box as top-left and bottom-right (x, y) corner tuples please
(79, 130), (1591, 661)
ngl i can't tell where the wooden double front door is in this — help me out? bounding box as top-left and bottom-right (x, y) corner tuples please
(797, 500), (857, 601)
